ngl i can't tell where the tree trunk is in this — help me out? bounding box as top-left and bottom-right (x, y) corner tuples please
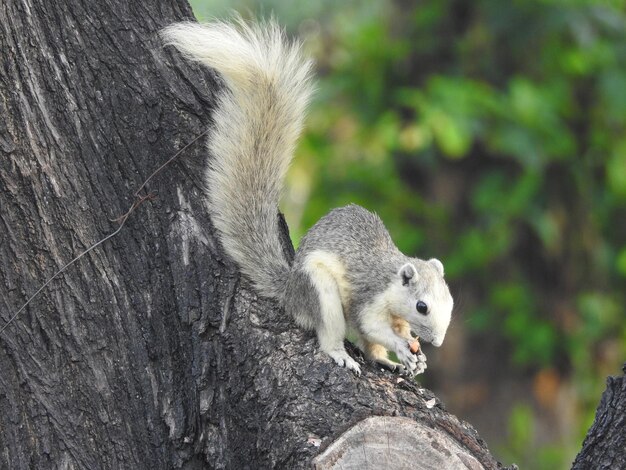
(572, 364), (626, 469)
(1, 0), (509, 468)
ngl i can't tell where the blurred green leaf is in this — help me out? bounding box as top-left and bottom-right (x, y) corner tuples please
(616, 246), (626, 276)
(607, 139), (626, 198)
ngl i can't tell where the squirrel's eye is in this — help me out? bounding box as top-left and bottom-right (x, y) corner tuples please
(416, 301), (428, 315)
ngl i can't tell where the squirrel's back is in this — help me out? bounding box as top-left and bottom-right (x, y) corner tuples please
(161, 19), (314, 300)
(295, 204), (407, 309)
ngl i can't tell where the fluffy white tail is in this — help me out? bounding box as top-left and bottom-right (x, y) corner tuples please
(161, 19), (314, 300)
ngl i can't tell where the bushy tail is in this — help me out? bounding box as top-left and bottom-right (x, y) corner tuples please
(161, 18), (314, 301)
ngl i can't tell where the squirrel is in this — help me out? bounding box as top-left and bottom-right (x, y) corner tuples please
(161, 18), (453, 376)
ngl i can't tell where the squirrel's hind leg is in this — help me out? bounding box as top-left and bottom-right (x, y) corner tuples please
(362, 341), (404, 373)
(298, 260), (361, 375)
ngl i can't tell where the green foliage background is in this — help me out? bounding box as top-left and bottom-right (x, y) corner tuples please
(190, 0), (626, 468)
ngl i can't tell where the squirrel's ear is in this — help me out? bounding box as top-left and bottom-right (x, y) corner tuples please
(398, 263), (418, 286)
(428, 258), (444, 277)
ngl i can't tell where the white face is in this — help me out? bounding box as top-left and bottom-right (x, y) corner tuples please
(409, 291), (453, 347)
(390, 259), (453, 347)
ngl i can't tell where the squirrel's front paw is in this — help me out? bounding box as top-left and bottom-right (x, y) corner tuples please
(394, 341), (418, 374)
(411, 352), (427, 376)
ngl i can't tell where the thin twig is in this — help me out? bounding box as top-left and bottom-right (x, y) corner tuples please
(1, 130), (208, 337)
(133, 129), (209, 198)
(0, 195), (150, 336)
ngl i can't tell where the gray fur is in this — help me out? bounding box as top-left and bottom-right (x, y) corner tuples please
(163, 20), (453, 375)
(295, 205), (405, 315)
(283, 266), (321, 330)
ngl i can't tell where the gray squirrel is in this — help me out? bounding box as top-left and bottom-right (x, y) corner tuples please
(161, 19), (453, 376)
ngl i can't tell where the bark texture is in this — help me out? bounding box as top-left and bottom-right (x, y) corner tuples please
(1, 0), (509, 468)
(572, 364), (626, 469)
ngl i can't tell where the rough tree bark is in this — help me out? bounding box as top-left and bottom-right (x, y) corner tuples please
(0, 0), (511, 468)
(572, 364), (626, 469)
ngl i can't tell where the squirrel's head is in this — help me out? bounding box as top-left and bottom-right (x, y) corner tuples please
(389, 259), (453, 347)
